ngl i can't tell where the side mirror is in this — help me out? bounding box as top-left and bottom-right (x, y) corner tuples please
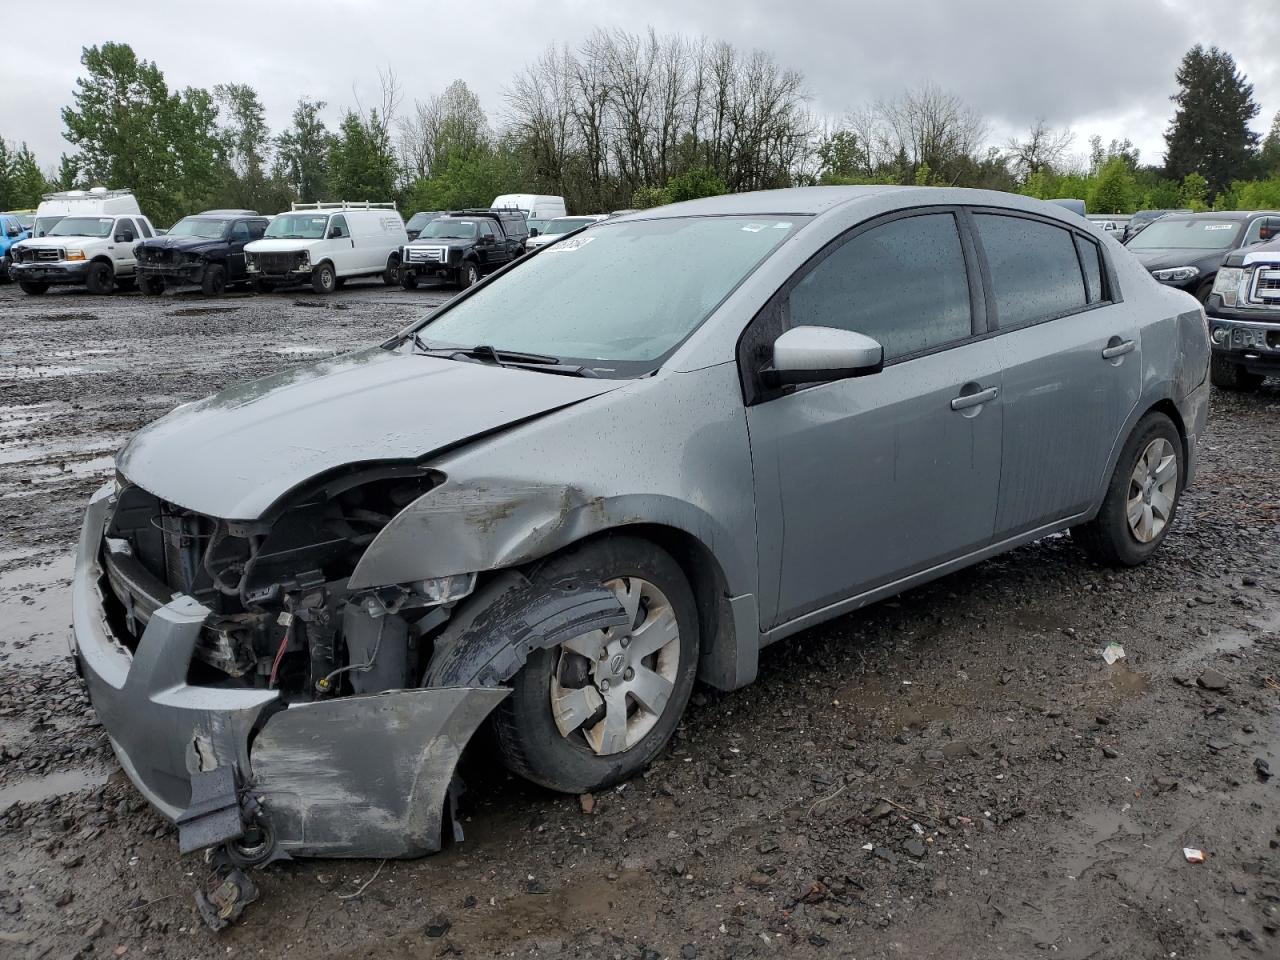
(115, 229), (134, 243)
(1256, 217), (1280, 243)
(763, 326), (884, 388)
(529, 228), (540, 237)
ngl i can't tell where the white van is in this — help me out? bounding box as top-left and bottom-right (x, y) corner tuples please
(244, 202), (408, 294)
(490, 194), (567, 236)
(10, 189), (159, 295)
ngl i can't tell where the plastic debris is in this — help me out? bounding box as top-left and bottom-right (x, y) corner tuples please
(1182, 847), (1206, 864)
(195, 869), (259, 932)
(1102, 642), (1126, 665)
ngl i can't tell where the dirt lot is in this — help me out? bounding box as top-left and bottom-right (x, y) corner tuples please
(1, 279), (1278, 960)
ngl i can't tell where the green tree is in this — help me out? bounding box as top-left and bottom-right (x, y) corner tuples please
(214, 83), (287, 212)
(276, 99), (332, 202)
(1087, 157), (1138, 213)
(328, 109), (398, 201)
(1178, 172), (1209, 211)
(1164, 45), (1260, 197)
(816, 130), (867, 183)
(405, 147), (519, 211)
(630, 185), (670, 209)
(9, 144), (50, 207)
(1141, 179), (1182, 209)
(1262, 111), (1280, 177)
(0, 140), (13, 210)
(665, 166), (727, 203)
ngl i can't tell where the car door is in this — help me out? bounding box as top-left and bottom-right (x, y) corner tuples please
(477, 220), (500, 269)
(227, 220), (252, 281)
(327, 215), (354, 274)
(745, 209), (1003, 629)
(972, 211), (1141, 538)
(112, 217), (141, 273)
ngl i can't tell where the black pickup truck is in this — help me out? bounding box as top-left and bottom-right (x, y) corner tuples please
(399, 209), (528, 289)
(134, 210), (269, 296)
(1205, 233), (1280, 391)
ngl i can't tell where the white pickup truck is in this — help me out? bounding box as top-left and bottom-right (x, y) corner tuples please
(9, 189), (158, 295)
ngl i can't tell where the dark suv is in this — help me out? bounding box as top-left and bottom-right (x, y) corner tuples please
(399, 209), (528, 289)
(1124, 210), (1280, 303)
(134, 210), (269, 296)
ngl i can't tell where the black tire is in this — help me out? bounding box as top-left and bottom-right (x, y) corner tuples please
(200, 264), (226, 297)
(383, 255), (400, 286)
(0, 255), (11, 283)
(18, 280), (48, 296)
(140, 276), (165, 296)
(85, 261), (115, 295)
(1072, 411), (1183, 567)
(1194, 278), (1214, 304)
(476, 537), (699, 794)
(1210, 354), (1264, 392)
(310, 262), (336, 294)
(253, 279), (275, 294)
(457, 260), (480, 289)
(400, 270), (418, 290)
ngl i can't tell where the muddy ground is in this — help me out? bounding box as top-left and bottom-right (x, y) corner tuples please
(0, 278), (1278, 960)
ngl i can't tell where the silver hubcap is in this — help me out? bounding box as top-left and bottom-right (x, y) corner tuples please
(1127, 437), (1177, 543)
(549, 577), (680, 756)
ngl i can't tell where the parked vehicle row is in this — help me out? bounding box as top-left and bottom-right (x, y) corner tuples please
(135, 210), (269, 296)
(400, 208), (528, 289)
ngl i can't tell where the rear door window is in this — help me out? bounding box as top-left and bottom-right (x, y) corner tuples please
(786, 212), (973, 361)
(974, 214), (1087, 329)
(136, 218), (153, 238)
(231, 221), (251, 243)
(1074, 234), (1107, 304)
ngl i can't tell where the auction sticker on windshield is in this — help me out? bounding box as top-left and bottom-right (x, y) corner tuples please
(548, 236), (596, 252)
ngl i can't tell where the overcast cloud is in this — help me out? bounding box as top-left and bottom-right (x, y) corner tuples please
(2, 0), (1277, 173)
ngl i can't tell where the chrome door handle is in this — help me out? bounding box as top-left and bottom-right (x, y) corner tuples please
(1102, 339), (1136, 359)
(950, 386), (999, 410)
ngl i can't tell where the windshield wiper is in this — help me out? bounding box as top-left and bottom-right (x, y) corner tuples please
(409, 339), (595, 376)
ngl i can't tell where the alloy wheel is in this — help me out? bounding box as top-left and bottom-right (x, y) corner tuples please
(1126, 437), (1177, 543)
(549, 577), (681, 756)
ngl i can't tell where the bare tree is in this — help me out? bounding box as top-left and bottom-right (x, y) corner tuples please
(857, 83), (988, 184)
(1008, 120), (1074, 179)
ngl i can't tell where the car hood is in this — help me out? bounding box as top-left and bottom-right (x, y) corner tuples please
(137, 234), (222, 254)
(116, 347), (626, 519)
(245, 238), (325, 253)
(1132, 248), (1230, 272)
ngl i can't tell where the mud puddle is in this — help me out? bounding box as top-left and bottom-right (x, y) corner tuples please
(0, 553), (74, 665)
(0, 768), (109, 809)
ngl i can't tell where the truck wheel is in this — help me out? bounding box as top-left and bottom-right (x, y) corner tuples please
(1209, 354), (1264, 392)
(311, 262), (336, 294)
(1194, 278), (1214, 304)
(201, 264), (226, 297)
(85, 261), (115, 295)
(383, 255), (400, 286)
(140, 276), (165, 296)
(253, 279), (275, 294)
(400, 270), (418, 290)
(1072, 411), (1182, 566)
(0, 255), (11, 283)
(431, 537), (699, 795)
(458, 260), (480, 289)
(18, 280), (48, 296)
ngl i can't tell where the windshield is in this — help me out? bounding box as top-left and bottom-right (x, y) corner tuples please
(1128, 218), (1243, 251)
(419, 219), (477, 240)
(48, 216), (115, 238)
(526, 219), (548, 234)
(33, 216), (63, 237)
(543, 217), (597, 235)
(416, 215), (807, 375)
(264, 213), (329, 240)
(167, 217), (229, 239)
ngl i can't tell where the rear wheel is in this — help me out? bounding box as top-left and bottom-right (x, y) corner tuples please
(310, 262), (336, 294)
(200, 264), (226, 297)
(486, 538), (699, 794)
(85, 261), (115, 295)
(1210, 354), (1264, 392)
(18, 280), (48, 296)
(1072, 412), (1182, 566)
(383, 255), (400, 285)
(140, 275), (165, 296)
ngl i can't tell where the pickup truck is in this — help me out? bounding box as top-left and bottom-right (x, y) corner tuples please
(10, 211), (158, 295)
(399, 209), (528, 289)
(1205, 235), (1280, 391)
(0, 213), (31, 282)
(134, 210), (269, 296)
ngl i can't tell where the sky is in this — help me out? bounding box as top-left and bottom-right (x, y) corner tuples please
(2, 0), (1277, 174)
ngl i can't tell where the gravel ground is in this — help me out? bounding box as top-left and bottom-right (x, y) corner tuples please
(0, 279), (1278, 960)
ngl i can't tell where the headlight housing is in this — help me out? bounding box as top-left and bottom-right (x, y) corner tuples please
(1151, 266), (1199, 284)
(1211, 267), (1244, 307)
(65, 249), (86, 262)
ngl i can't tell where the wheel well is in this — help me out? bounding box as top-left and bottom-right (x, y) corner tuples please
(1146, 398), (1189, 472)
(91, 255), (113, 266)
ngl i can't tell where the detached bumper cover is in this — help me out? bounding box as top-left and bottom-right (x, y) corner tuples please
(136, 262), (208, 284)
(11, 261), (91, 284)
(71, 482), (509, 859)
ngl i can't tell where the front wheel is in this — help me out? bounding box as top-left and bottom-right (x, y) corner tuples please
(201, 264), (226, 297)
(310, 262), (336, 294)
(400, 270), (418, 290)
(85, 261), (115, 295)
(457, 260), (480, 289)
(495, 538), (698, 793)
(1072, 412), (1182, 566)
(140, 275), (165, 296)
(383, 255), (400, 285)
(18, 280), (48, 296)
(253, 279), (275, 294)
(0, 255), (11, 283)
(1210, 354), (1264, 392)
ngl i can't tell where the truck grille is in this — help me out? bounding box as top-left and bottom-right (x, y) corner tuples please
(1251, 267), (1280, 303)
(406, 245), (448, 264)
(139, 247), (173, 265)
(257, 251), (306, 274)
(17, 247), (63, 263)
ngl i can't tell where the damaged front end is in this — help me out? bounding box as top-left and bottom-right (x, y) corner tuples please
(72, 472), (516, 861)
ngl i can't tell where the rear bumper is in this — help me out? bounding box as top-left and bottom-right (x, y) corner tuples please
(11, 261), (91, 284)
(72, 482), (509, 859)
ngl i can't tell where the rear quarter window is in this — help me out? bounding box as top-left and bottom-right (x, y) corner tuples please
(974, 214), (1088, 329)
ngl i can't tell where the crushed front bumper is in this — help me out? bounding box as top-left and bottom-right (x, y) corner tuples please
(71, 482), (509, 860)
(11, 260), (91, 285)
(136, 262), (208, 285)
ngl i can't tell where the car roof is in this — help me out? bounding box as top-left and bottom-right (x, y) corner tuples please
(1158, 211), (1276, 223)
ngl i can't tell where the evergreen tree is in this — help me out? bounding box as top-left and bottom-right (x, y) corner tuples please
(0, 139), (14, 210)
(328, 110), (397, 201)
(1262, 111), (1280, 177)
(1164, 45), (1260, 196)
(9, 144), (50, 207)
(276, 99), (332, 202)
(1088, 157), (1138, 213)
